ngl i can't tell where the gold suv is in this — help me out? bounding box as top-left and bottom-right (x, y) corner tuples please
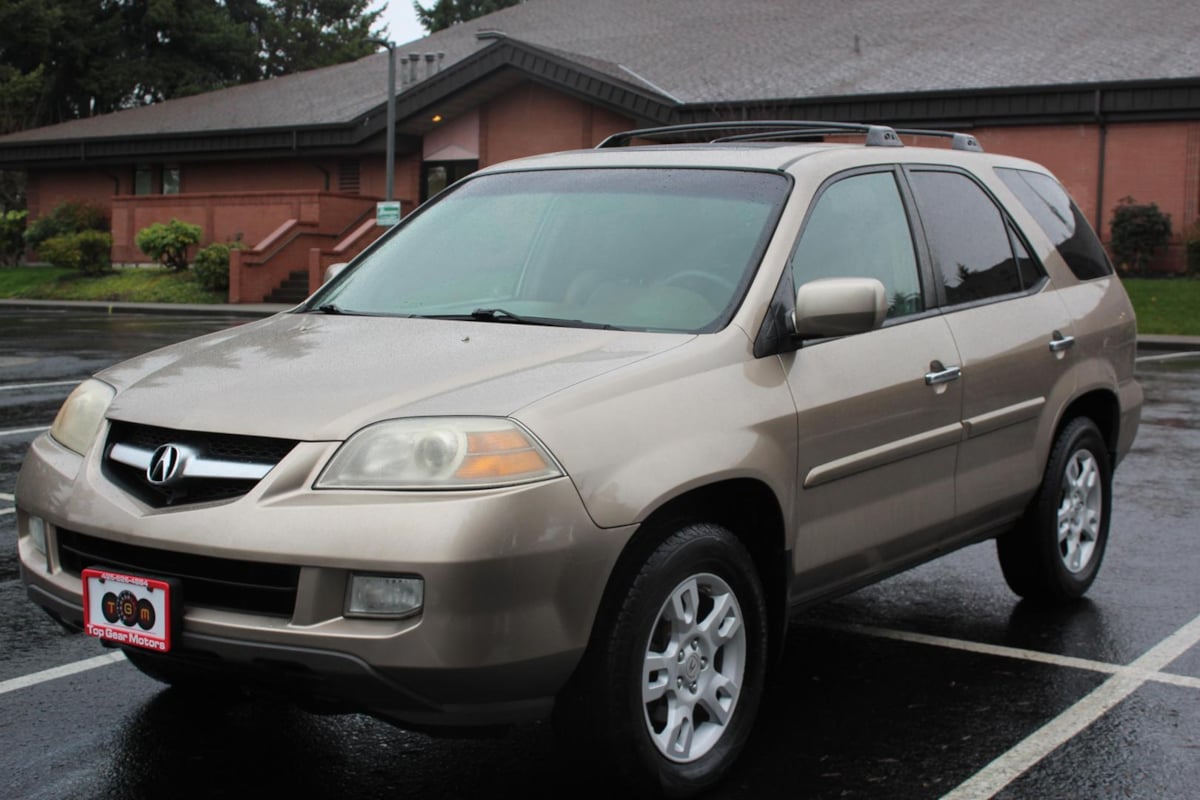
(17, 122), (1141, 796)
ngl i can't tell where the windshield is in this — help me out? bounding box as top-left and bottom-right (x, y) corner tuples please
(308, 168), (790, 332)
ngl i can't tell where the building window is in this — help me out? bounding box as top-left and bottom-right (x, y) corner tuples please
(162, 167), (181, 195)
(134, 166), (153, 196)
(422, 160), (478, 202)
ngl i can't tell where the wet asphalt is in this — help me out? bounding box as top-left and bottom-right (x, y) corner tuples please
(1, 308), (1197, 799)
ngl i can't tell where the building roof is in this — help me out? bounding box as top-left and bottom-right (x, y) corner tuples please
(2, 0), (1199, 160)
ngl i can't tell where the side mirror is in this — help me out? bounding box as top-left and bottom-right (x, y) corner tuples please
(793, 278), (887, 338)
(323, 262), (349, 285)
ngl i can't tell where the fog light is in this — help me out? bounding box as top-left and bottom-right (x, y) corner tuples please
(346, 574), (424, 619)
(28, 516), (47, 556)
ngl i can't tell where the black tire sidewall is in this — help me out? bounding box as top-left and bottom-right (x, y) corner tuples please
(1029, 418), (1113, 599)
(601, 523), (768, 797)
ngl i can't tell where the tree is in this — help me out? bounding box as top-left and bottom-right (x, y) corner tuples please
(228, 0), (382, 78)
(413, 0), (523, 34)
(0, 0), (384, 132)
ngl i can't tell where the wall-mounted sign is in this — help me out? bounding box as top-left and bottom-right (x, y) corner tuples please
(376, 201), (402, 226)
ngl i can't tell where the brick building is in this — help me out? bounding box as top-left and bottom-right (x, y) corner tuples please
(1, 0), (1198, 302)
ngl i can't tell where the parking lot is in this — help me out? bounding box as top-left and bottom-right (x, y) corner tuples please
(1, 305), (1197, 799)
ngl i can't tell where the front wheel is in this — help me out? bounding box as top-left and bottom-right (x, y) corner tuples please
(561, 522), (768, 797)
(997, 417), (1113, 603)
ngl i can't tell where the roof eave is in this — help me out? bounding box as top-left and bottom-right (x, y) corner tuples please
(0, 38), (680, 168)
(677, 77), (1200, 128)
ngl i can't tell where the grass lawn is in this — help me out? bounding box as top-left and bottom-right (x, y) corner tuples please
(1121, 277), (1200, 337)
(0, 265), (224, 304)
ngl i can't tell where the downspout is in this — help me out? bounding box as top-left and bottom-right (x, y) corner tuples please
(1094, 89), (1108, 232)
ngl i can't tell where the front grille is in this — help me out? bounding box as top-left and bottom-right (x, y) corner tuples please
(58, 529), (299, 618)
(104, 421), (297, 508)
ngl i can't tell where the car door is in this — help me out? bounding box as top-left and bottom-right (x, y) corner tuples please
(781, 168), (965, 600)
(905, 167), (1076, 530)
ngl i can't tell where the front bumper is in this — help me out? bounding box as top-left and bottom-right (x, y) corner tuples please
(16, 432), (633, 727)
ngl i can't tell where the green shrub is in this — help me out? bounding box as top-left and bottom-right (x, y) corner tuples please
(1185, 222), (1200, 277)
(192, 241), (243, 291)
(1110, 197), (1172, 275)
(135, 219), (202, 271)
(25, 201), (109, 250)
(0, 208), (27, 266)
(37, 230), (113, 275)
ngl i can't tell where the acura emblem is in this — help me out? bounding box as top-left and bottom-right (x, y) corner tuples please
(147, 444), (185, 485)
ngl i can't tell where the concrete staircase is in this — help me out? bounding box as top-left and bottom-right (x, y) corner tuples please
(264, 270), (311, 305)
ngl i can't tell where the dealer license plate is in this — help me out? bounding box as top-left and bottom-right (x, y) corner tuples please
(81, 568), (175, 653)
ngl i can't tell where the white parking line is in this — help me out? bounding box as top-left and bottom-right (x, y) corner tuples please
(1137, 351), (1200, 363)
(0, 380), (81, 392)
(828, 622), (1200, 689)
(939, 613), (1200, 800)
(0, 425), (49, 438)
(0, 508), (15, 517)
(0, 492), (13, 501)
(0, 652), (126, 697)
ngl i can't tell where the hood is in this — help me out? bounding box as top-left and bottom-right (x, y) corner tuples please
(100, 313), (691, 440)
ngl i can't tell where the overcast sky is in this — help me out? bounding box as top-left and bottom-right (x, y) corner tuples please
(373, 0), (428, 46)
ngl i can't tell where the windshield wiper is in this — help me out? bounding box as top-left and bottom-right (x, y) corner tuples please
(469, 307), (542, 324)
(315, 303), (346, 315)
(413, 309), (619, 330)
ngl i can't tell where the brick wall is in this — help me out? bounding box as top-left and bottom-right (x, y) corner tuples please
(480, 82), (634, 166)
(976, 121), (1200, 272)
(20, 85), (1197, 287)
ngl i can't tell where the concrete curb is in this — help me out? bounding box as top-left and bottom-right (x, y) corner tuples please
(3, 298), (1200, 352)
(1136, 334), (1200, 352)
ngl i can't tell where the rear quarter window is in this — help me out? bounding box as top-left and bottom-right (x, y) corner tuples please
(996, 168), (1113, 281)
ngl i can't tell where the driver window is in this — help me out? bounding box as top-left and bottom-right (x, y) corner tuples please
(790, 171), (923, 318)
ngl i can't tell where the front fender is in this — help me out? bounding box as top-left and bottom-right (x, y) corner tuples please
(517, 332), (797, 531)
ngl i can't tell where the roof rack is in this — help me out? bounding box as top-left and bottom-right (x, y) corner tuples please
(893, 128), (983, 152)
(595, 121), (983, 152)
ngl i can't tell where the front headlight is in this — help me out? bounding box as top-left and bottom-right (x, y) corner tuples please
(316, 417), (563, 490)
(49, 379), (115, 456)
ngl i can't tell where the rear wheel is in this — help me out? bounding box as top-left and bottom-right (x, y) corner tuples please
(997, 417), (1112, 602)
(559, 522), (767, 797)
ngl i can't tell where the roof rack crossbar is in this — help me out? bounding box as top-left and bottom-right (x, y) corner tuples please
(596, 121), (904, 149)
(892, 128), (984, 152)
(711, 128), (877, 143)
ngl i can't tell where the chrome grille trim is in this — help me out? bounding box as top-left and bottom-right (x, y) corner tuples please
(109, 442), (275, 481)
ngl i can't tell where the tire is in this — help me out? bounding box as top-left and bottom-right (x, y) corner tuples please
(997, 417), (1113, 603)
(559, 522), (768, 798)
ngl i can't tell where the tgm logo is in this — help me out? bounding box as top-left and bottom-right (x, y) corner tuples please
(147, 444), (186, 485)
(101, 589), (156, 630)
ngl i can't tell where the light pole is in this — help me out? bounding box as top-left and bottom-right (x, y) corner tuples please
(367, 38), (396, 202)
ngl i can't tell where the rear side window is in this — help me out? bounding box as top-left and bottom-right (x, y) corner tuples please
(996, 168), (1113, 280)
(908, 170), (1024, 305)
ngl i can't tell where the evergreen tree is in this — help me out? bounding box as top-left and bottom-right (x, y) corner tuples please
(413, 0), (523, 34)
(0, 0), (384, 130)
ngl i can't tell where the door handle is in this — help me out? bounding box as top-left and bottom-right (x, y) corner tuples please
(925, 361), (962, 386)
(1049, 332), (1076, 353)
